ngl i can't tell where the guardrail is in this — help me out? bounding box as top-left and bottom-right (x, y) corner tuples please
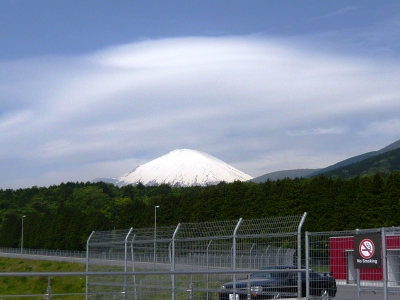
(0, 268), (306, 300)
(0, 247), (86, 258)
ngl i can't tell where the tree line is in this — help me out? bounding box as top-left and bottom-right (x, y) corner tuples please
(0, 172), (399, 251)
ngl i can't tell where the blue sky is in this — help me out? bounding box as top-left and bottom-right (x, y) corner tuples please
(1, 1), (400, 188)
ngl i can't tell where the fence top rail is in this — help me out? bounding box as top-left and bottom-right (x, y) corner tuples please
(88, 215), (306, 246)
(237, 215), (305, 236)
(307, 226), (400, 237)
(306, 230), (355, 237)
(131, 225), (178, 240)
(0, 268), (306, 278)
(88, 228), (133, 244)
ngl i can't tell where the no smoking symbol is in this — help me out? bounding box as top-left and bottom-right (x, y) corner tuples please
(359, 239), (375, 259)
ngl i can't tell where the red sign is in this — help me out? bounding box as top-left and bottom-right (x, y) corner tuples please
(359, 239), (374, 259)
(354, 233), (381, 269)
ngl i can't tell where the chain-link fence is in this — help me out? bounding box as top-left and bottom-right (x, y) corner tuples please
(306, 226), (400, 300)
(86, 214), (307, 300)
(4, 217), (400, 299)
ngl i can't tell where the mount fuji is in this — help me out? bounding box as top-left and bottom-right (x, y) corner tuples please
(114, 149), (253, 187)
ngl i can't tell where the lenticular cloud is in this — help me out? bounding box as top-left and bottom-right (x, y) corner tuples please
(1, 35), (400, 189)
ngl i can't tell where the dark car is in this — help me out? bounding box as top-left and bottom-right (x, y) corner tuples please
(219, 266), (337, 299)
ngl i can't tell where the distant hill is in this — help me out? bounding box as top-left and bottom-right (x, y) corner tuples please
(305, 152), (377, 177)
(318, 148), (400, 178)
(250, 169), (320, 182)
(376, 139), (400, 153)
(251, 139), (400, 182)
(307, 139), (400, 178)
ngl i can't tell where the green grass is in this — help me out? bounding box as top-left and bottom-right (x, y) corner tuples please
(0, 257), (227, 300)
(0, 257), (86, 299)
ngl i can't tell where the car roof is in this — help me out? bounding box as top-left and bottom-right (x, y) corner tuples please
(259, 266), (312, 271)
(260, 266), (296, 270)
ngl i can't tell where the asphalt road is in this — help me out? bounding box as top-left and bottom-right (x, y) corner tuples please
(335, 284), (400, 300)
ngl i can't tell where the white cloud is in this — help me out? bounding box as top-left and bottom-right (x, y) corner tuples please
(1, 35), (400, 188)
(359, 119), (400, 137)
(286, 127), (346, 137)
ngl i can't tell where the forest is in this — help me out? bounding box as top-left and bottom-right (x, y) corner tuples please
(0, 172), (399, 251)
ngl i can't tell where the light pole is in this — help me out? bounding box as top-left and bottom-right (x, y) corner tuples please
(154, 205), (160, 266)
(21, 215), (26, 254)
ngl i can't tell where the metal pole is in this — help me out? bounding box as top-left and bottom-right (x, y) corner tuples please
(357, 268), (360, 300)
(46, 276), (52, 300)
(154, 205), (160, 267)
(171, 223), (181, 300)
(305, 231), (310, 299)
(382, 227), (387, 300)
(297, 212), (307, 298)
(355, 229), (360, 300)
(124, 228), (133, 300)
(206, 240), (213, 300)
(130, 234), (138, 300)
(232, 218), (243, 299)
(86, 231), (95, 300)
(21, 215), (26, 254)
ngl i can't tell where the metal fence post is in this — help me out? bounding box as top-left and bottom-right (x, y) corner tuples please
(130, 234), (138, 300)
(355, 229), (361, 300)
(206, 240), (212, 300)
(46, 276), (51, 300)
(305, 231), (310, 299)
(124, 227), (133, 300)
(232, 218), (243, 299)
(86, 231), (95, 300)
(357, 268), (360, 300)
(382, 227), (387, 300)
(171, 223), (181, 300)
(297, 212), (307, 298)
(188, 281), (194, 300)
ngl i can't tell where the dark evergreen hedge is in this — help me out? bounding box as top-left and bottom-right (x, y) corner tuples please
(0, 173), (399, 250)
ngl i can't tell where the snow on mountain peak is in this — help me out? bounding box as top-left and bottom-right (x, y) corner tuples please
(116, 149), (253, 187)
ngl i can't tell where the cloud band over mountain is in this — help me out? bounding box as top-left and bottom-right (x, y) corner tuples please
(1, 36), (400, 188)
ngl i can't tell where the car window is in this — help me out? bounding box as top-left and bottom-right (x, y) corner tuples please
(251, 272), (287, 279)
(300, 270), (320, 279)
(310, 271), (320, 278)
(250, 272), (273, 279)
(271, 272), (288, 279)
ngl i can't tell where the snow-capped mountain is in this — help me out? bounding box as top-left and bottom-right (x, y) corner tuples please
(115, 149), (253, 187)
